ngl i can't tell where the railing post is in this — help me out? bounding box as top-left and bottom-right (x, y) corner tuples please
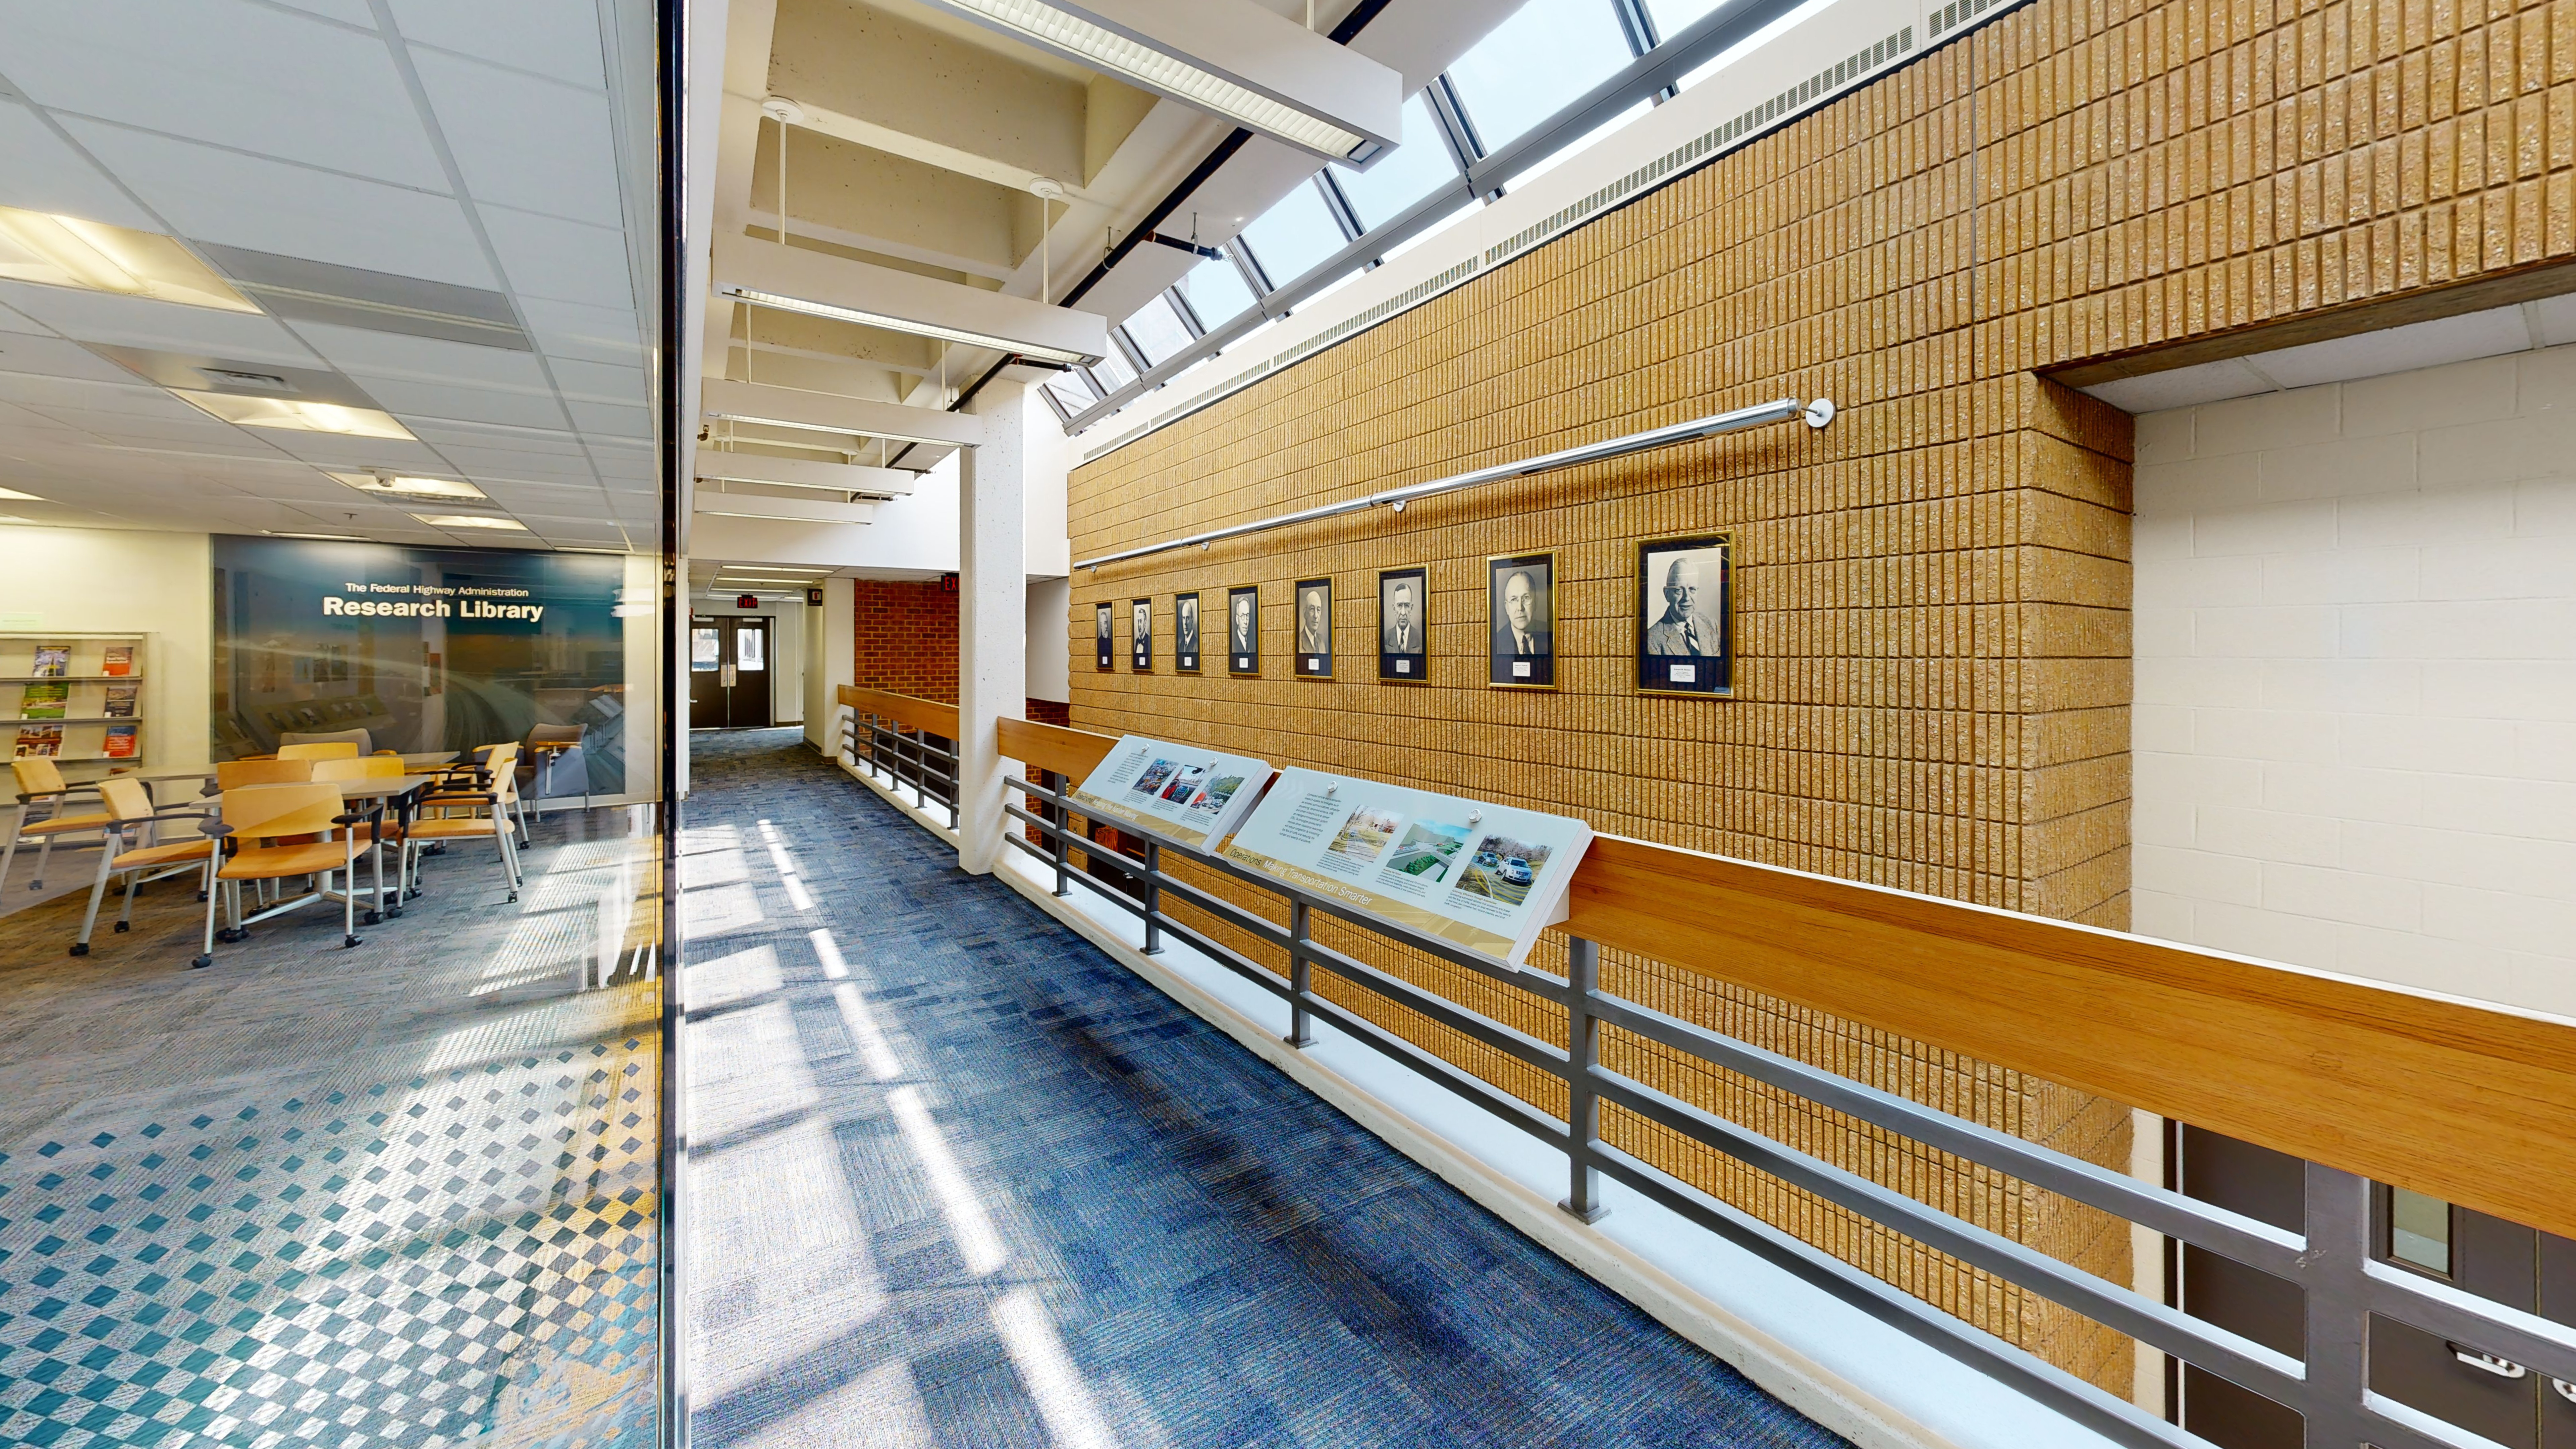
(1562, 935), (1608, 1224)
(1286, 899), (1315, 1048)
(1046, 771), (1071, 897)
(1141, 839), (1165, 954)
(2301, 1162), (2373, 1448)
(945, 736), (959, 831)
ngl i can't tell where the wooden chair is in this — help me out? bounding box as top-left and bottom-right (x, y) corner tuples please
(71, 778), (216, 956)
(401, 746), (524, 903)
(196, 782), (377, 969)
(3, 757), (112, 895)
(216, 758), (314, 790)
(277, 741), (361, 762)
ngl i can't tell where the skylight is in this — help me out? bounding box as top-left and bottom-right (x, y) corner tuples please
(1334, 96), (1464, 230)
(1442, 0), (1635, 154)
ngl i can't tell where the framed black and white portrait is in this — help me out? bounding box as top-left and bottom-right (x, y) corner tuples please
(1227, 586), (1260, 675)
(1377, 567), (1427, 683)
(1486, 551), (1555, 690)
(1093, 602), (1114, 670)
(1636, 532), (1733, 696)
(1129, 598), (1153, 671)
(1174, 591), (1201, 672)
(1293, 577), (1332, 679)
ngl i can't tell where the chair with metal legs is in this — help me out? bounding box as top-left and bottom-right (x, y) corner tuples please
(209, 759), (314, 909)
(400, 750), (524, 903)
(2, 757), (112, 895)
(194, 783), (376, 969)
(70, 777), (217, 956)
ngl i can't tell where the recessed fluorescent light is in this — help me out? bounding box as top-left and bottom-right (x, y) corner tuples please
(0, 206), (260, 312)
(915, 0), (1382, 160)
(720, 285), (1101, 367)
(176, 391), (415, 439)
(0, 515), (37, 525)
(328, 470), (486, 500)
(265, 530), (368, 541)
(412, 513), (527, 531)
(0, 487), (42, 501)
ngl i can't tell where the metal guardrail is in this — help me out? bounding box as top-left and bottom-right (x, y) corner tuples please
(978, 771), (2576, 1449)
(840, 709), (959, 830)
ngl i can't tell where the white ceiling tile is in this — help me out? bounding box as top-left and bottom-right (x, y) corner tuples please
(389, 0), (605, 89)
(0, 101), (163, 229)
(1, 0), (447, 188)
(62, 121), (498, 289)
(519, 297), (643, 363)
(367, 377), (571, 430)
(0, 335), (154, 385)
(544, 357), (646, 405)
(479, 207), (633, 310)
(0, 279), (321, 361)
(566, 400), (649, 438)
(0, 374), (195, 416)
(412, 52), (622, 227)
(252, 434), (452, 469)
(286, 322), (551, 390)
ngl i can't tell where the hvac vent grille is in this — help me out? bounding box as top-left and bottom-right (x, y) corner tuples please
(192, 244), (534, 352)
(1083, 21), (1938, 461)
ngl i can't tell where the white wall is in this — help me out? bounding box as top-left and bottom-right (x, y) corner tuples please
(805, 575), (854, 753)
(0, 525), (211, 769)
(2132, 344), (2576, 1018)
(1025, 575), (1070, 705)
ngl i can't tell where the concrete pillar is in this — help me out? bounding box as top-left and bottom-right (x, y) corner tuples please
(955, 379), (1026, 874)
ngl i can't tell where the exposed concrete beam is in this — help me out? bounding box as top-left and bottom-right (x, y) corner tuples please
(703, 378), (991, 448)
(695, 451), (920, 497)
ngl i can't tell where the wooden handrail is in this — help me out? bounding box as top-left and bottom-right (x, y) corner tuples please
(837, 686), (958, 739)
(975, 715), (2576, 1238)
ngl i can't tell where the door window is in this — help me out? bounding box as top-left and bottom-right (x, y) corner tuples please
(736, 628), (765, 672)
(691, 627), (720, 671)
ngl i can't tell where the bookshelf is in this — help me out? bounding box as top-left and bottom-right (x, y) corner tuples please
(4, 632), (147, 769)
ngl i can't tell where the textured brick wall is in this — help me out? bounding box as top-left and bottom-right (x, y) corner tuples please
(853, 580), (958, 703)
(1061, 0), (2576, 1398)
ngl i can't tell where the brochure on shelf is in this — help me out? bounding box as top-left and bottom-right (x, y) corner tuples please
(14, 724), (61, 758)
(28, 644), (67, 678)
(103, 684), (137, 718)
(1222, 768), (1594, 967)
(101, 646), (133, 678)
(103, 725), (138, 759)
(19, 682), (67, 719)
(1067, 735), (1274, 852)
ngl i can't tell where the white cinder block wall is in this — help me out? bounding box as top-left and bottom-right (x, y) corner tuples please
(2132, 345), (2576, 1018)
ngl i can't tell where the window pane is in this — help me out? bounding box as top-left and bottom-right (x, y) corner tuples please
(691, 627), (720, 671)
(1447, 0), (1633, 154)
(736, 627), (765, 672)
(1041, 370), (1097, 415)
(1122, 294), (1196, 367)
(1238, 180), (1347, 289)
(1088, 345), (1136, 393)
(1174, 253), (1255, 328)
(1337, 95), (1462, 229)
(1644, 0), (1727, 34)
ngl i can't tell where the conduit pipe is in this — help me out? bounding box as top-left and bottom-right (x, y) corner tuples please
(1074, 394), (1833, 572)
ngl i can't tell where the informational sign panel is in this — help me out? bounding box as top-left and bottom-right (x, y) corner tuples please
(1223, 767), (1594, 966)
(1069, 735), (1274, 852)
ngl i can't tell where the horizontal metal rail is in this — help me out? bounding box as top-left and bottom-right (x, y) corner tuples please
(858, 763), (2576, 1448)
(1072, 398), (1817, 572)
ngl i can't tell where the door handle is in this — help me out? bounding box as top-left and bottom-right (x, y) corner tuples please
(2556, 1377), (2576, 1405)
(720, 665), (737, 686)
(2447, 1343), (2528, 1379)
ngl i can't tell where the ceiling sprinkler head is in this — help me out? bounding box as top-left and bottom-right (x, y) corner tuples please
(760, 96), (806, 125)
(1028, 177), (1067, 203)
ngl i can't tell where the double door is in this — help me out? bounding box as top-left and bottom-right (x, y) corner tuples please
(689, 617), (771, 729)
(2179, 1125), (2576, 1448)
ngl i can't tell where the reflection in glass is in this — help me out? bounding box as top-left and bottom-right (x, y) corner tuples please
(2390, 1188), (2451, 1275)
(1336, 95), (1465, 229)
(736, 627), (765, 672)
(1088, 344), (1137, 393)
(1041, 370), (1098, 416)
(1447, 0), (1633, 154)
(691, 628), (719, 671)
(1238, 181), (1348, 290)
(1174, 253), (1256, 328)
(1122, 294), (1196, 367)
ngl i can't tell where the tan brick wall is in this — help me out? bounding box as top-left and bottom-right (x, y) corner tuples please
(1062, 0), (2576, 1396)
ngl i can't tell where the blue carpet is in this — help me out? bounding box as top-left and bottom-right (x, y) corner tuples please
(685, 728), (1848, 1449)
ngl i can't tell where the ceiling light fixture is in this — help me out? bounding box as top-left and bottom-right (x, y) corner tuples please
(0, 487), (43, 501)
(0, 206), (260, 312)
(702, 409), (957, 450)
(412, 514), (527, 531)
(912, 0), (1398, 161)
(718, 284), (1100, 366)
(329, 470), (487, 500)
(176, 391), (415, 439)
(264, 530), (369, 541)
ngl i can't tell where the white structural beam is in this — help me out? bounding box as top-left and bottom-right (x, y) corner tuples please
(702, 379), (991, 449)
(694, 451), (919, 497)
(712, 235), (1110, 366)
(912, 0), (1401, 161)
(955, 378), (1028, 875)
(693, 491), (879, 525)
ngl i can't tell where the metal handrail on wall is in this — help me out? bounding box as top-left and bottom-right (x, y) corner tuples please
(972, 770), (2576, 1449)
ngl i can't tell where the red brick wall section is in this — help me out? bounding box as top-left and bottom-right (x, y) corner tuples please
(852, 580), (958, 703)
(1024, 698), (1070, 727)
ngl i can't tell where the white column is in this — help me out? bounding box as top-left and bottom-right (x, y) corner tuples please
(955, 379), (1026, 874)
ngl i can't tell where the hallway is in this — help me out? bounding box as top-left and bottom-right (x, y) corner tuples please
(682, 729), (1844, 1449)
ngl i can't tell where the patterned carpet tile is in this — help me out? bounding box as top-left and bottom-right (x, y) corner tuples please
(684, 728), (1848, 1449)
